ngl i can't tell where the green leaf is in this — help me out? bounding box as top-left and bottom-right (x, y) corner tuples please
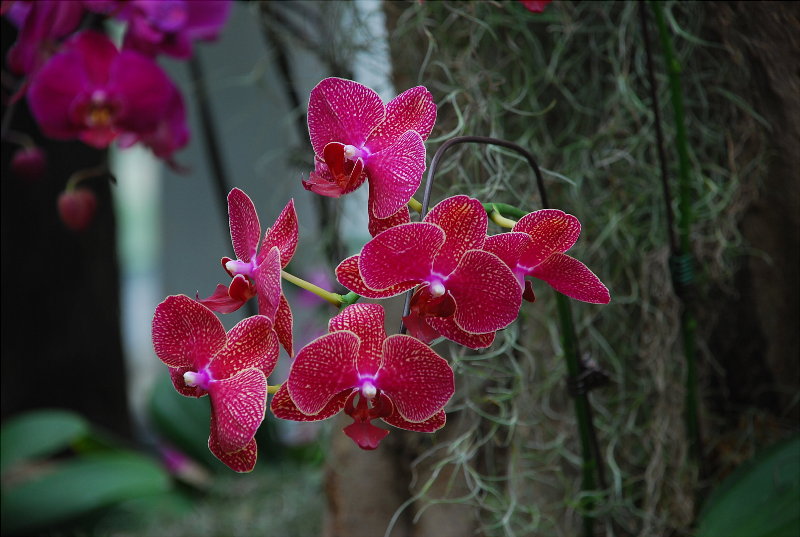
(1, 452), (171, 535)
(696, 434), (800, 537)
(0, 409), (89, 475)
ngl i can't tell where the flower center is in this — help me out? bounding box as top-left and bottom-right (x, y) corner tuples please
(225, 258), (257, 278)
(183, 367), (213, 391)
(358, 376), (378, 400)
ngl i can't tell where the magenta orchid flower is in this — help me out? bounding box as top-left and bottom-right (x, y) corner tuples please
(271, 303), (454, 450)
(26, 30), (182, 150)
(86, 0), (233, 59)
(4, 0), (84, 75)
(484, 209), (610, 304)
(152, 295), (279, 472)
(199, 188), (298, 356)
(336, 195), (522, 349)
(304, 77), (437, 220)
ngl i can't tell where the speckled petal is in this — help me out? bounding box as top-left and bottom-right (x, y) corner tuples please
(209, 368), (267, 453)
(366, 130), (426, 219)
(307, 77), (384, 156)
(335, 255), (417, 298)
(152, 295), (226, 369)
(329, 303), (386, 377)
(377, 335), (454, 423)
(275, 294), (294, 357)
(258, 199), (298, 268)
(367, 199), (411, 237)
(210, 315), (277, 380)
(514, 209), (581, 268)
(359, 222), (443, 289)
(196, 283), (246, 314)
(384, 407), (446, 433)
(270, 384), (350, 422)
(365, 86), (437, 153)
(208, 418), (258, 473)
(254, 247), (282, 320)
(483, 231), (532, 279)
(426, 317), (496, 349)
(530, 253), (611, 304)
(424, 196), (488, 275)
(168, 366), (208, 398)
(287, 331), (360, 415)
(227, 188), (261, 263)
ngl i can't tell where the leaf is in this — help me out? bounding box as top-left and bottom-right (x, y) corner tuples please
(0, 409), (89, 475)
(696, 434), (800, 537)
(0, 452), (170, 535)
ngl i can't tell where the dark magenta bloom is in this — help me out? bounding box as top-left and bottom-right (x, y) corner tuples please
(27, 30), (182, 150)
(484, 209), (611, 304)
(199, 188), (298, 356)
(304, 77), (437, 220)
(271, 303), (454, 450)
(152, 295), (279, 472)
(336, 195), (522, 349)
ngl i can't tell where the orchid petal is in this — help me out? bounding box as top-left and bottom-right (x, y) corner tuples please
(378, 335), (454, 423)
(514, 209), (581, 268)
(275, 294), (294, 357)
(211, 315), (278, 380)
(109, 51), (175, 135)
(196, 283), (246, 313)
(367, 201), (411, 237)
(529, 253), (611, 304)
(259, 199), (298, 267)
(254, 247), (282, 320)
(270, 384), (350, 422)
(335, 255), (417, 298)
(228, 274), (256, 302)
(287, 331), (360, 415)
(227, 188), (260, 263)
(365, 130), (426, 219)
(168, 366), (208, 398)
(359, 222), (443, 289)
(208, 420), (257, 472)
(209, 368), (267, 453)
(307, 77), (384, 156)
(483, 232), (532, 278)
(447, 249), (522, 333)
(343, 419), (389, 450)
(365, 86), (437, 152)
(329, 303), (386, 377)
(426, 317), (496, 349)
(424, 195), (488, 275)
(384, 407), (446, 433)
(152, 295), (226, 369)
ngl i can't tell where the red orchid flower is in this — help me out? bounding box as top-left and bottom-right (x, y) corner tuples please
(484, 209), (610, 304)
(336, 195), (522, 349)
(271, 303), (454, 450)
(304, 77), (437, 222)
(198, 188), (298, 356)
(26, 30), (184, 151)
(152, 295), (279, 472)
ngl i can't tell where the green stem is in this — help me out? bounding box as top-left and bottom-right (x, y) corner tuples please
(280, 270), (344, 307)
(489, 205), (517, 228)
(482, 202), (528, 220)
(267, 384), (281, 395)
(652, 0), (701, 460)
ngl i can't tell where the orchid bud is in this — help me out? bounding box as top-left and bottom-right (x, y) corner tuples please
(11, 146), (47, 181)
(57, 188), (97, 231)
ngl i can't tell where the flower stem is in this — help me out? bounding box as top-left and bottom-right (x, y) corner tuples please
(488, 205), (517, 228)
(280, 270), (343, 307)
(267, 384), (281, 395)
(408, 197), (423, 214)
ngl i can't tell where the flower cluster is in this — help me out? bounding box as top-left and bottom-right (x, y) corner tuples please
(152, 77), (610, 471)
(3, 0), (232, 226)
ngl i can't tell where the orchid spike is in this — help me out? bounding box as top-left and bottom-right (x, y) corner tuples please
(335, 195), (522, 349)
(198, 188), (298, 356)
(304, 77), (437, 222)
(152, 295), (279, 472)
(484, 209), (611, 304)
(271, 303), (454, 450)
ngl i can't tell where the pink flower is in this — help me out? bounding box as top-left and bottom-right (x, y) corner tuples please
(89, 0), (233, 59)
(4, 0), (84, 75)
(484, 209), (610, 304)
(198, 188), (298, 356)
(271, 303), (454, 450)
(152, 295), (279, 472)
(57, 187), (96, 231)
(118, 83), (189, 163)
(26, 30), (182, 149)
(336, 195), (522, 349)
(304, 77), (437, 220)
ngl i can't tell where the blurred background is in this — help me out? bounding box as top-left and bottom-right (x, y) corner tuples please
(1, 1), (798, 536)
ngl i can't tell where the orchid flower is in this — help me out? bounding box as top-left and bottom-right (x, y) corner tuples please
(304, 77), (437, 222)
(199, 188), (298, 356)
(484, 209), (610, 304)
(26, 30), (184, 150)
(152, 295), (279, 472)
(336, 195), (522, 349)
(271, 303), (454, 450)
